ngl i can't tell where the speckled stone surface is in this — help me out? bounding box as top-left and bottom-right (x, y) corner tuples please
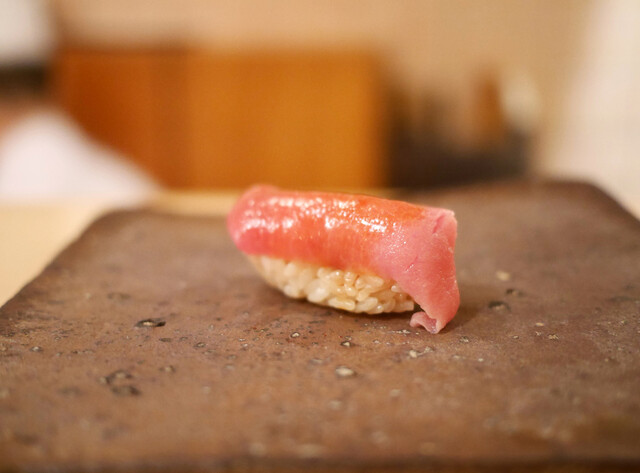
(1, 181), (639, 473)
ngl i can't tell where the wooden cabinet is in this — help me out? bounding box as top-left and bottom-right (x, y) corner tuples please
(53, 48), (385, 189)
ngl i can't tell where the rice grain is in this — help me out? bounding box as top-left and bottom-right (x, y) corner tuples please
(248, 256), (416, 314)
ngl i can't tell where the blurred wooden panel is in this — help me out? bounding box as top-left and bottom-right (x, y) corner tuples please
(53, 48), (190, 186)
(53, 48), (385, 189)
(186, 51), (385, 188)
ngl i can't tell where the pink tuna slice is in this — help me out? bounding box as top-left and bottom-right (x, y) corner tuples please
(227, 185), (460, 333)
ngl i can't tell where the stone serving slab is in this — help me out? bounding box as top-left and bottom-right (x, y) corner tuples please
(1, 181), (639, 472)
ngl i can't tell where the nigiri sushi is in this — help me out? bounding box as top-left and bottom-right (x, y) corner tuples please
(227, 185), (460, 333)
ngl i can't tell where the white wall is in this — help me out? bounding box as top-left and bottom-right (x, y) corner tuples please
(543, 0), (640, 213)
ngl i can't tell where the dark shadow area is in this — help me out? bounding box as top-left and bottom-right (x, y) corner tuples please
(441, 282), (502, 333)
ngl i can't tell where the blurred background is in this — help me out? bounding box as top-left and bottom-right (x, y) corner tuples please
(0, 0), (639, 212)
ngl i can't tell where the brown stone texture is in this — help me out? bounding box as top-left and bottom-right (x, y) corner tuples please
(1, 181), (639, 472)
